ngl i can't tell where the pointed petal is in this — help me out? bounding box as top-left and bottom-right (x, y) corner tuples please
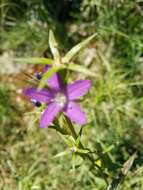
(64, 101), (87, 125)
(24, 88), (54, 103)
(67, 80), (91, 100)
(44, 65), (64, 90)
(40, 103), (62, 128)
(48, 73), (65, 90)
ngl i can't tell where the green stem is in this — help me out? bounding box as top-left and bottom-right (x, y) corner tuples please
(64, 115), (108, 186)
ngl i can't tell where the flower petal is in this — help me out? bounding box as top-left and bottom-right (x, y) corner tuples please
(40, 103), (62, 128)
(64, 101), (87, 125)
(44, 65), (64, 90)
(24, 88), (54, 103)
(67, 80), (91, 100)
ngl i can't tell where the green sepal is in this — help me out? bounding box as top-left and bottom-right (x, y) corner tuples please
(63, 33), (97, 63)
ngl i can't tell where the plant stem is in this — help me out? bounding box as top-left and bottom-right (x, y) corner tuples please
(65, 116), (109, 186)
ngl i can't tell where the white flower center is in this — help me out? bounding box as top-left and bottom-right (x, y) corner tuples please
(54, 93), (67, 107)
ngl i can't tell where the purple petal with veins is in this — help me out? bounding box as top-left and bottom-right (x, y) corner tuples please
(44, 65), (65, 90)
(40, 102), (62, 128)
(64, 101), (87, 125)
(24, 87), (54, 103)
(67, 80), (91, 100)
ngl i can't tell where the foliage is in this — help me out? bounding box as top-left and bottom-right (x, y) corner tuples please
(1, 0), (143, 189)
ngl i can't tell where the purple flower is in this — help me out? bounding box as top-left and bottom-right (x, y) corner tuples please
(24, 68), (91, 128)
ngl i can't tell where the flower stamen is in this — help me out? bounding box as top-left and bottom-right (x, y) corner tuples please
(54, 92), (67, 107)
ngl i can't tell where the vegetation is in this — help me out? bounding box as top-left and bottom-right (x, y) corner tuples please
(0, 0), (143, 189)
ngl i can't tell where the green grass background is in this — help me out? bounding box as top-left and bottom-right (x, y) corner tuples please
(0, 0), (143, 189)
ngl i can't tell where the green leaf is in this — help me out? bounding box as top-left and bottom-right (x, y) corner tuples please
(63, 33), (97, 63)
(38, 66), (59, 89)
(102, 145), (114, 154)
(58, 132), (76, 148)
(66, 63), (97, 77)
(49, 30), (61, 65)
(53, 149), (71, 158)
(58, 133), (73, 147)
(76, 148), (89, 154)
(14, 57), (53, 65)
(122, 152), (137, 175)
(72, 154), (76, 173)
(75, 136), (81, 147)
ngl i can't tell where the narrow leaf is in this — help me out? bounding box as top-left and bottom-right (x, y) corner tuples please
(58, 133), (73, 147)
(72, 154), (76, 174)
(75, 136), (81, 147)
(53, 149), (71, 158)
(122, 152), (137, 175)
(38, 66), (59, 89)
(63, 33), (97, 63)
(76, 148), (89, 154)
(66, 63), (97, 77)
(49, 30), (61, 65)
(14, 57), (53, 65)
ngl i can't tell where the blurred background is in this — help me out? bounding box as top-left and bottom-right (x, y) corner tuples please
(0, 0), (143, 189)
